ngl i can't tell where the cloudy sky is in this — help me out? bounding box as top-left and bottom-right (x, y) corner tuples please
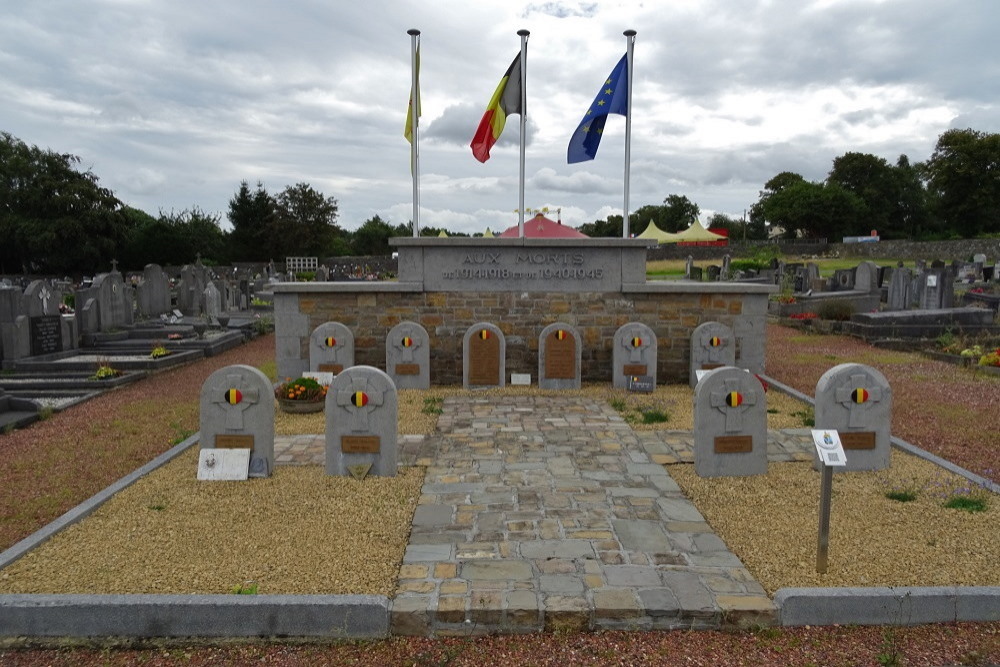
(3, 0), (997, 236)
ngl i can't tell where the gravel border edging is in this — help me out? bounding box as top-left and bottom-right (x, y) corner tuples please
(0, 434), (201, 572)
(0, 430), (392, 640)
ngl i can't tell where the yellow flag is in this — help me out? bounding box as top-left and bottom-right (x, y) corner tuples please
(404, 45), (420, 143)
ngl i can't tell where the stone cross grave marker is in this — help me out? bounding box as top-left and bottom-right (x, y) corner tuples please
(386, 320), (430, 389)
(693, 366), (767, 477)
(814, 363), (892, 472)
(326, 365), (398, 477)
(689, 321), (736, 387)
(199, 364), (274, 477)
(612, 322), (657, 389)
(464, 322), (505, 389)
(309, 322), (354, 374)
(538, 322), (581, 390)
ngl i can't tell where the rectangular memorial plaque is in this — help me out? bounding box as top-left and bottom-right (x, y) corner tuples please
(318, 363), (343, 374)
(197, 448), (250, 481)
(840, 431), (876, 450)
(701, 363), (724, 372)
(627, 375), (655, 393)
(714, 435), (753, 454)
(395, 363), (420, 376)
(215, 434), (255, 449)
(469, 334), (500, 386)
(30, 316), (62, 356)
(545, 334), (575, 380)
(622, 364), (647, 376)
(342, 435), (381, 454)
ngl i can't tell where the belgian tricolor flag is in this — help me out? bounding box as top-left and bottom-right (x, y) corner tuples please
(471, 53), (523, 163)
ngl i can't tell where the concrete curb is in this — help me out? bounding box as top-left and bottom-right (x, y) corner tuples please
(775, 587), (1000, 626)
(0, 594), (389, 638)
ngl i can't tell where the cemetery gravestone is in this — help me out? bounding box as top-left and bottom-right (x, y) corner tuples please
(309, 322), (355, 374)
(612, 322), (657, 389)
(386, 321), (430, 389)
(538, 322), (581, 390)
(887, 266), (912, 311)
(814, 363), (892, 472)
(203, 282), (222, 321)
(0, 287), (30, 362)
(199, 364), (274, 477)
(24, 281), (62, 357)
(693, 366), (767, 477)
(136, 264), (171, 318)
(854, 262), (879, 294)
(689, 321), (736, 388)
(326, 365), (398, 477)
(463, 322), (505, 389)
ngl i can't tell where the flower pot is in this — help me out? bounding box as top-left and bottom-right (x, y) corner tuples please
(277, 398), (324, 414)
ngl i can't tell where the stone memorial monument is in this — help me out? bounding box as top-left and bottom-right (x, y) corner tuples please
(198, 364), (274, 477)
(538, 322), (581, 390)
(463, 322), (505, 389)
(814, 362), (892, 472)
(309, 321), (355, 374)
(689, 321), (736, 387)
(326, 365), (398, 478)
(386, 320), (430, 389)
(693, 366), (767, 477)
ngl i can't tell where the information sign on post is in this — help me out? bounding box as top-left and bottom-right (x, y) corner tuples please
(812, 429), (846, 573)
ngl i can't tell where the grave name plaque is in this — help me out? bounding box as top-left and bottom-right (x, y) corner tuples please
(714, 435), (753, 454)
(394, 363), (420, 376)
(544, 331), (575, 380)
(318, 363), (344, 374)
(839, 432), (876, 450)
(29, 316), (62, 356)
(342, 435), (381, 454)
(216, 434), (255, 449)
(466, 325), (503, 388)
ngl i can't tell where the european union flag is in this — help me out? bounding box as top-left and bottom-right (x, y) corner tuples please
(567, 54), (629, 163)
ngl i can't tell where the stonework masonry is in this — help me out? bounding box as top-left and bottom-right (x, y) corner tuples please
(274, 238), (774, 385)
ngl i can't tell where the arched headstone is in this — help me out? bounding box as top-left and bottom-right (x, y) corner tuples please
(612, 322), (657, 389)
(814, 363), (892, 472)
(463, 322), (505, 389)
(309, 322), (355, 374)
(690, 321), (736, 388)
(386, 321), (430, 389)
(199, 364), (274, 477)
(326, 366), (398, 477)
(693, 367), (767, 477)
(538, 322), (581, 390)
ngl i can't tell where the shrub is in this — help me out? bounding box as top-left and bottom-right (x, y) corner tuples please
(817, 299), (855, 321)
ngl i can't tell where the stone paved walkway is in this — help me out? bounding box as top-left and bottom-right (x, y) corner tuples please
(273, 395), (815, 635)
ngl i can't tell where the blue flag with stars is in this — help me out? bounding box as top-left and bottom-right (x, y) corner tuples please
(567, 53), (629, 163)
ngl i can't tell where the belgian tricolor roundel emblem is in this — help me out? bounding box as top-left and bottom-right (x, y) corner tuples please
(725, 392), (743, 408)
(709, 336), (722, 347)
(556, 330), (567, 340)
(479, 329), (490, 340)
(401, 336), (413, 348)
(631, 337), (642, 348)
(350, 391), (369, 407)
(851, 388), (869, 404)
(325, 337), (337, 347)
(224, 388), (243, 405)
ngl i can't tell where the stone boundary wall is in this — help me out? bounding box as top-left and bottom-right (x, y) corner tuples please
(647, 239), (1000, 262)
(273, 287), (771, 385)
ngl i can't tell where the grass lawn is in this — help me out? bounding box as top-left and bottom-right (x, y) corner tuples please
(647, 255), (916, 279)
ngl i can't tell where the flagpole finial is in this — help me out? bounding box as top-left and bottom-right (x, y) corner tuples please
(407, 28), (420, 36)
(517, 29), (530, 36)
(624, 29), (636, 37)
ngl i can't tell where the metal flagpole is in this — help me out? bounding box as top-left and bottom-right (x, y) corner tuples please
(622, 29), (636, 239)
(408, 28), (421, 237)
(517, 29), (529, 238)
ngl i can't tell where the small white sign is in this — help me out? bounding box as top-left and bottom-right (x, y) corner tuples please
(926, 274), (938, 287)
(811, 429), (847, 467)
(303, 371), (334, 385)
(197, 448), (251, 481)
(511, 373), (532, 386)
